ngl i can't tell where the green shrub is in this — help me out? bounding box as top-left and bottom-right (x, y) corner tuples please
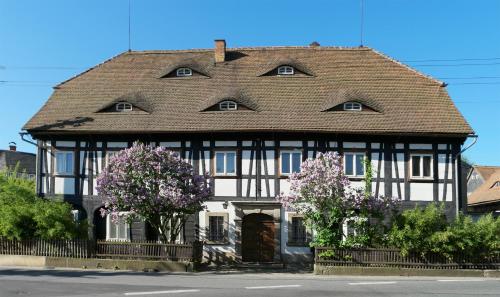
(389, 202), (500, 259)
(388, 203), (448, 256)
(0, 169), (86, 240)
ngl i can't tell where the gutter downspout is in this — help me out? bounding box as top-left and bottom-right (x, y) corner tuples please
(19, 132), (41, 195)
(455, 134), (478, 216)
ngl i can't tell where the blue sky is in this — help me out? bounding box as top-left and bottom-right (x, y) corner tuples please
(1, 0), (499, 165)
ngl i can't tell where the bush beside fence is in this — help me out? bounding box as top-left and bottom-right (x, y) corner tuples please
(0, 238), (202, 262)
(315, 247), (500, 270)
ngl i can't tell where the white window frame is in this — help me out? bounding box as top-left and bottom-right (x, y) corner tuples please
(277, 65), (294, 75)
(343, 102), (362, 111)
(410, 154), (433, 179)
(343, 152), (365, 177)
(54, 151), (74, 175)
(214, 151), (237, 176)
(219, 100), (238, 111)
(106, 212), (130, 242)
(278, 65), (295, 75)
(176, 67), (192, 77)
(280, 150), (302, 175)
(115, 102), (133, 112)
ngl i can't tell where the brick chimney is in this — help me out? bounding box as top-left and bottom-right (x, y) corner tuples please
(214, 39), (226, 63)
(8, 142), (16, 152)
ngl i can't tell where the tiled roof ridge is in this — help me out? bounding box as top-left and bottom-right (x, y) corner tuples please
(369, 48), (444, 86)
(129, 45), (370, 54)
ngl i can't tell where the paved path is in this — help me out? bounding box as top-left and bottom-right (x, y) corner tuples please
(0, 266), (498, 297)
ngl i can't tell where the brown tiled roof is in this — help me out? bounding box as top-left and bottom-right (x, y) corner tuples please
(23, 45), (473, 136)
(468, 167), (500, 206)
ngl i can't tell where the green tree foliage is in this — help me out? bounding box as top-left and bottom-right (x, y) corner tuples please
(0, 168), (86, 240)
(389, 203), (500, 258)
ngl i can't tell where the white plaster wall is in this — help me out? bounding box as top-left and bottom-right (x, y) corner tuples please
(199, 151), (210, 174)
(438, 154), (452, 180)
(372, 182), (385, 196)
(55, 141), (76, 147)
(328, 141), (338, 148)
(371, 153), (384, 178)
(439, 183), (453, 201)
(107, 142), (128, 148)
(159, 141), (181, 148)
(395, 143), (404, 149)
(214, 179), (237, 197)
(343, 142), (365, 149)
(279, 179), (291, 195)
(242, 141), (252, 146)
(392, 183), (405, 198)
(260, 179), (275, 197)
(215, 141), (237, 147)
(242, 151), (256, 175)
(260, 150), (275, 175)
(242, 179), (257, 197)
(54, 177), (75, 195)
(200, 202), (236, 256)
(280, 141), (302, 147)
(410, 183), (434, 201)
(392, 153), (405, 178)
(410, 143), (432, 150)
(371, 143), (380, 149)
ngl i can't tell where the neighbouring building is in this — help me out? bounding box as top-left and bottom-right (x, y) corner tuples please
(467, 165), (500, 218)
(23, 40), (474, 264)
(0, 142), (36, 179)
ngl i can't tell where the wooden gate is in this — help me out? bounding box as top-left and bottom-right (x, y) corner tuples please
(242, 213), (275, 262)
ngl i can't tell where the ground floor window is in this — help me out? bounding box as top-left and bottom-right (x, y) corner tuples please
(205, 213), (228, 244)
(106, 212), (130, 241)
(287, 214), (311, 246)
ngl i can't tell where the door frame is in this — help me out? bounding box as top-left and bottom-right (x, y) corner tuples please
(232, 202), (282, 263)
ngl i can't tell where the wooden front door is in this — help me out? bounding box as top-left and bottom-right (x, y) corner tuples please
(242, 213), (275, 262)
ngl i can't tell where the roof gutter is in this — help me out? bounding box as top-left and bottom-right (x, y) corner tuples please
(455, 133), (478, 216)
(19, 132), (38, 147)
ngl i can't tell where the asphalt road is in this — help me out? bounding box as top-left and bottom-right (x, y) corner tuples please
(0, 267), (499, 297)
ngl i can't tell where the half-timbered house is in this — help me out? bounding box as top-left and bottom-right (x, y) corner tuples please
(23, 40), (473, 264)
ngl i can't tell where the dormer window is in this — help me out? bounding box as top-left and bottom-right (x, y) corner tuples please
(343, 102), (362, 111)
(277, 66), (294, 75)
(176, 67), (193, 77)
(115, 102), (133, 112)
(219, 100), (237, 111)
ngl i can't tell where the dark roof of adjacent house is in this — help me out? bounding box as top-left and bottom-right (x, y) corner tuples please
(23, 44), (473, 137)
(468, 166), (500, 206)
(0, 150), (36, 175)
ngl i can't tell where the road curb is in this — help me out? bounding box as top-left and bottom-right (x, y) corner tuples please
(314, 265), (500, 278)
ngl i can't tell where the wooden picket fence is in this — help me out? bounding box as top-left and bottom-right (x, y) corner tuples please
(0, 238), (202, 262)
(315, 247), (500, 270)
(96, 240), (201, 262)
(0, 238), (91, 258)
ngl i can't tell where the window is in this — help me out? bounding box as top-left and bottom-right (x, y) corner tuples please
(215, 151), (236, 176)
(106, 151), (119, 165)
(344, 153), (365, 177)
(55, 151), (74, 175)
(71, 210), (80, 222)
(106, 213), (130, 241)
(208, 216), (225, 242)
(343, 102), (362, 111)
(492, 181), (500, 188)
(281, 151), (302, 175)
(115, 102), (133, 112)
(176, 67), (192, 77)
(219, 100), (238, 111)
(277, 65), (294, 75)
(411, 154), (432, 179)
(291, 217), (307, 243)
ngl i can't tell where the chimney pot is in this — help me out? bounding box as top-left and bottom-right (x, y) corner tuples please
(214, 39), (226, 63)
(8, 142), (16, 152)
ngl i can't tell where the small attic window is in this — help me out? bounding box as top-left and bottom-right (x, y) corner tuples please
(115, 102), (133, 112)
(277, 66), (294, 75)
(343, 102), (362, 111)
(219, 100), (237, 111)
(176, 68), (192, 77)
